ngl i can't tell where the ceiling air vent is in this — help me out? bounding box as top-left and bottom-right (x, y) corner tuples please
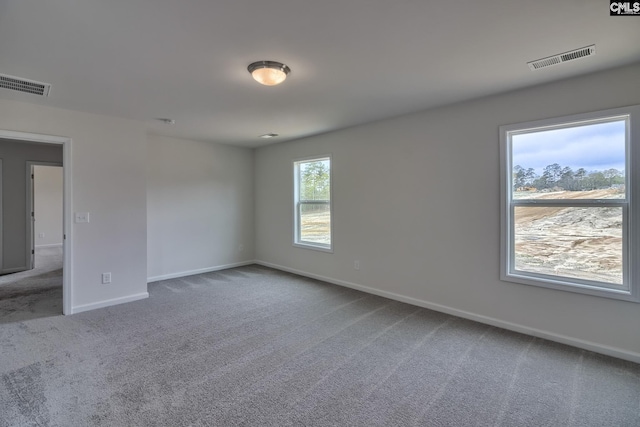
(527, 45), (595, 71)
(0, 74), (51, 97)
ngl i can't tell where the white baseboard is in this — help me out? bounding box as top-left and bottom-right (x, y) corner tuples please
(147, 260), (256, 283)
(255, 260), (640, 364)
(0, 266), (28, 275)
(70, 292), (149, 314)
(35, 243), (63, 248)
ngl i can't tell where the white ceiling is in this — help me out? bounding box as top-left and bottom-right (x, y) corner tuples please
(0, 0), (638, 147)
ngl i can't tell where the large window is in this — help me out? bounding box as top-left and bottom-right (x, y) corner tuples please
(294, 156), (332, 251)
(500, 105), (640, 301)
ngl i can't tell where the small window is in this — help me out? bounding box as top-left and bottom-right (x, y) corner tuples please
(500, 105), (640, 302)
(294, 156), (332, 251)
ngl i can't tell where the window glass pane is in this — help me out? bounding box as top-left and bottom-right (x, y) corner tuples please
(512, 120), (626, 200)
(300, 203), (330, 244)
(299, 160), (330, 201)
(514, 206), (623, 285)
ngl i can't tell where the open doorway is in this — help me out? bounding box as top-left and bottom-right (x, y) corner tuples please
(0, 131), (72, 319)
(0, 163), (63, 321)
(29, 163), (64, 269)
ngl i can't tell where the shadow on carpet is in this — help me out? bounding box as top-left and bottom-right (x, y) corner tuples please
(0, 269), (63, 323)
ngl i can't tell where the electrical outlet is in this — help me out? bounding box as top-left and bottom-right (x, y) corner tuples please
(38, 232), (45, 238)
(102, 272), (111, 284)
(354, 260), (360, 270)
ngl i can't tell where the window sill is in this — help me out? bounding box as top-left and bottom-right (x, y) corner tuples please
(293, 242), (333, 253)
(501, 271), (639, 303)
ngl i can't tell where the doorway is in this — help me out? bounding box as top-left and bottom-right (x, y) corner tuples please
(28, 163), (64, 270)
(0, 130), (72, 315)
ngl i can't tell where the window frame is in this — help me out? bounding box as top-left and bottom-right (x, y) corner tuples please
(500, 105), (640, 302)
(293, 155), (333, 253)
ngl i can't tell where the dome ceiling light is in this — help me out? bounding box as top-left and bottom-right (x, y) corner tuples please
(248, 61), (291, 86)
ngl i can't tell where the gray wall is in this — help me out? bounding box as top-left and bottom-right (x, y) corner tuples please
(254, 62), (640, 361)
(146, 135), (254, 280)
(0, 139), (62, 273)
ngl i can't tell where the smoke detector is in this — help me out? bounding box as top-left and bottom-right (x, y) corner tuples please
(527, 45), (595, 70)
(0, 73), (51, 96)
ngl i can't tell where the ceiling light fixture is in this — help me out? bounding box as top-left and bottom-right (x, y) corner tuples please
(248, 61), (291, 86)
(260, 133), (279, 138)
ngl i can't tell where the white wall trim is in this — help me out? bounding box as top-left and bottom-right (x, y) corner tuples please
(70, 292), (149, 314)
(0, 159), (2, 273)
(147, 260), (256, 283)
(255, 260), (640, 364)
(0, 266), (29, 275)
(35, 243), (63, 248)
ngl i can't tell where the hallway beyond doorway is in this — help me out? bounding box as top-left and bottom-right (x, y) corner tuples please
(0, 246), (63, 323)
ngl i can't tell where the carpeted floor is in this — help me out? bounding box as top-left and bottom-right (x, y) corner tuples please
(1, 264), (639, 426)
(0, 246), (63, 323)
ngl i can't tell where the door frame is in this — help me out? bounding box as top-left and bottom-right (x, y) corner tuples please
(0, 130), (72, 315)
(26, 161), (63, 270)
(0, 159), (2, 275)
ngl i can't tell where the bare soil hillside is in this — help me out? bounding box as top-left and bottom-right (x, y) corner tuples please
(513, 188), (623, 284)
(300, 209), (331, 244)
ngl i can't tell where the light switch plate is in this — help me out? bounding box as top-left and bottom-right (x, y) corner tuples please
(75, 212), (90, 223)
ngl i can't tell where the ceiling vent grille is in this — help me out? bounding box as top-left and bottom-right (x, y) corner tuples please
(528, 45), (595, 70)
(0, 74), (51, 96)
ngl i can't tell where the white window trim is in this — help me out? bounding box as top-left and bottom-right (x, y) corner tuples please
(500, 105), (640, 302)
(293, 155), (333, 253)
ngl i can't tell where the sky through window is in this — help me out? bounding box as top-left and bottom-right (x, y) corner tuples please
(512, 120), (625, 174)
